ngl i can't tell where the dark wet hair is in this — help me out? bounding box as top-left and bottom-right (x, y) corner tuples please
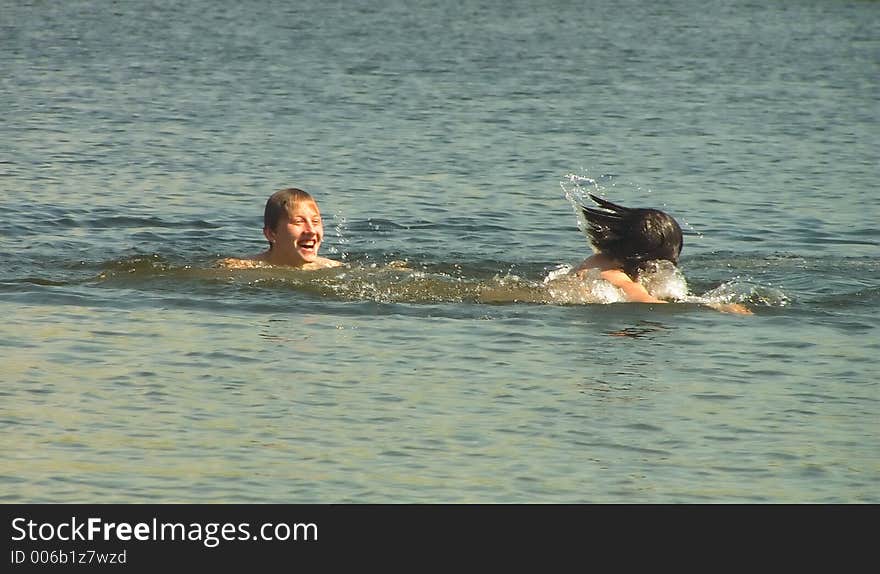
(264, 188), (318, 249)
(580, 194), (683, 280)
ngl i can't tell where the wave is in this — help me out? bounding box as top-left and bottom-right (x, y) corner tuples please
(84, 254), (789, 309)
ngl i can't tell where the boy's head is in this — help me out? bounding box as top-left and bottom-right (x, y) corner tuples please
(264, 188), (318, 235)
(262, 188), (325, 263)
(581, 194), (683, 278)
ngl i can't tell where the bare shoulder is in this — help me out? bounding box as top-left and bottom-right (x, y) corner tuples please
(216, 256), (269, 269)
(598, 269), (636, 288)
(302, 257), (343, 270)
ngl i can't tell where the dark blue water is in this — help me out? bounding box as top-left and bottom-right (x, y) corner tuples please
(1, 0), (878, 502)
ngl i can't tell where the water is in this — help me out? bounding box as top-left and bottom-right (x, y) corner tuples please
(1, 0), (878, 502)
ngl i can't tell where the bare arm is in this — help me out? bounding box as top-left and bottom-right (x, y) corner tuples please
(572, 257), (666, 303)
(574, 258), (753, 313)
(603, 269), (754, 313)
(599, 269), (667, 304)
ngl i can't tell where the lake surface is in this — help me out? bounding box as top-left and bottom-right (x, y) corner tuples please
(1, 0), (878, 502)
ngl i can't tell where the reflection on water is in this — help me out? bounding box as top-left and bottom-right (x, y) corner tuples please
(606, 321), (670, 339)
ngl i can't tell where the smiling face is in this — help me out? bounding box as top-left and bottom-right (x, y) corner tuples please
(263, 199), (324, 266)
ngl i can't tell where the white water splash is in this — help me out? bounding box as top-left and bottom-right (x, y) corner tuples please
(638, 260), (690, 301)
(693, 278), (791, 307)
(543, 268), (627, 304)
(560, 173), (600, 250)
(328, 210), (349, 261)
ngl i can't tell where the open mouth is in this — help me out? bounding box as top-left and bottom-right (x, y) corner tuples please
(297, 239), (318, 251)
